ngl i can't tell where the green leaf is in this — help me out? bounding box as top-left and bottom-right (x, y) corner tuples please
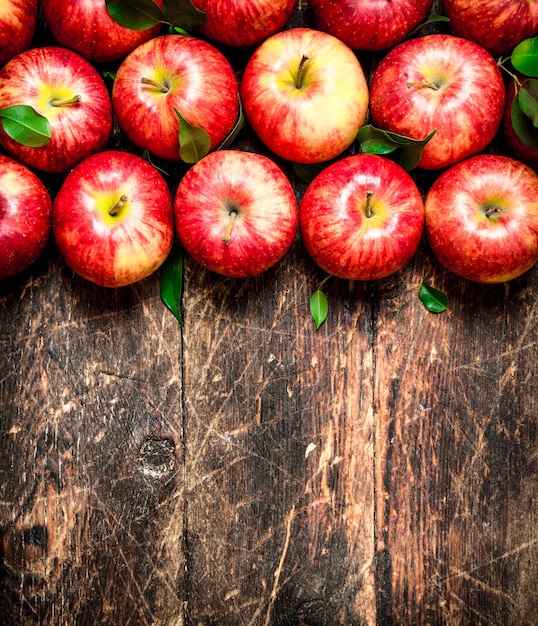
(0, 105), (51, 147)
(419, 282), (448, 313)
(408, 13), (450, 38)
(217, 95), (245, 150)
(517, 79), (538, 126)
(105, 0), (164, 30)
(310, 289), (328, 329)
(293, 162), (327, 184)
(175, 109), (211, 163)
(511, 91), (538, 152)
(356, 124), (436, 171)
(511, 36), (538, 77)
(163, 0), (206, 31)
(160, 242), (184, 325)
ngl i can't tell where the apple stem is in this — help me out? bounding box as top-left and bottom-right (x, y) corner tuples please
(406, 78), (440, 91)
(141, 77), (169, 93)
(108, 194), (128, 217)
(485, 204), (502, 218)
(364, 190), (374, 218)
(50, 95), (81, 107)
(223, 210), (238, 244)
(295, 55), (310, 90)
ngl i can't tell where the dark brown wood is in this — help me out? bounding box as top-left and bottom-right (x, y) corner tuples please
(1, 1), (538, 624)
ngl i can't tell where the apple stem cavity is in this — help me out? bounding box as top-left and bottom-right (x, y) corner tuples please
(223, 209), (238, 244)
(108, 194), (128, 217)
(51, 95), (81, 107)
(295, 55), (310, 90)
(141, 77), (170, 93)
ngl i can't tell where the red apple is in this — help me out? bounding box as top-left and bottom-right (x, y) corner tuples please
(112, 34), (240, 162)
(40, 0), (164, 63)
(442, 0), (538, 57)
(191, 0), (298, 47)
(310, 0), (434, 51)
(299, 154), (425, 280)
(174, 150), (298, 278)
(0, 47), (113, 174)
(369, 34), (506, 170)
(424, 154), (538, 283)
(240, 27), (369, 164)
(0, 0), (38, 68)
(0, 154), (52, 280)
(52, 150), (174, 287)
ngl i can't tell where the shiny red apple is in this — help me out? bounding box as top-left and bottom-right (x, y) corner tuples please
(40, 0), (164, 63)
(0, 0), (38, 68)
(174, 150), (298, 278)
(369, 34), (506, 170)
(241, 27), (369, 164)
(442, 0), (538, 57)
(299, 154), (425, 280)
(52, 150), (174, 288)
(0, 154), (52, 281)
(310, 0), (434, 51)
(0, 46), (113, 174)
(192, 0), (298, 47)
(112, 34), (240, 162)
(424, 154), (538, 283)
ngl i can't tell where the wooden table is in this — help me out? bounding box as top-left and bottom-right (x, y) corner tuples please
(1, 2), (537, 624)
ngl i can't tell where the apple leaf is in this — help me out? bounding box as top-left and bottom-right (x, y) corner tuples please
(105, 0), (164, 30)
(160, 242), (184, 326)
(0, 105), (51, 147)
(419, 282), (447, 313)
(175, 109), (211, 163)
(217, 96), (245, 150)
(163, 0), (206, 31)
(511, 92), (538, 152)
(310, 289), (328, 329)
(517, 79), (538, 126)
(356, 124), (436, 171)
(408, 13), (450, 38)
(511, 36), (538, 77)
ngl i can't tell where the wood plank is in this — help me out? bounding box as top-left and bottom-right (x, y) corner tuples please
(181, 237), (377, 624)
(0, 251), (184, 625)
(374, 246), (538, 625)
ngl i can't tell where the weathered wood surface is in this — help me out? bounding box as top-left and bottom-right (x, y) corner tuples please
(1, 2), (538, 625)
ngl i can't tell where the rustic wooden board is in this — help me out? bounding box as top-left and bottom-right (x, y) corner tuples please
(1, 0), (538, 624)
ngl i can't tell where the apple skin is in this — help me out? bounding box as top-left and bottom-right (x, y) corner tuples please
(191, 0), (298, 47)
(369, 34), (506, 170)
(0, 154), (52, 281)
(0, 46), (113, 174)
(424, 154), (538, 283)
(112, 34), (240, 162)
(0, 0), (38, 68)
(174, 150), (298, 278)
(310, 0), (434, 51)
(52, 150), (174, 288)
(442, 0), (538, 57)
(299, 154), (425, 281)
(240, 27), (369, 164)
(40, 0), (164, 63)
